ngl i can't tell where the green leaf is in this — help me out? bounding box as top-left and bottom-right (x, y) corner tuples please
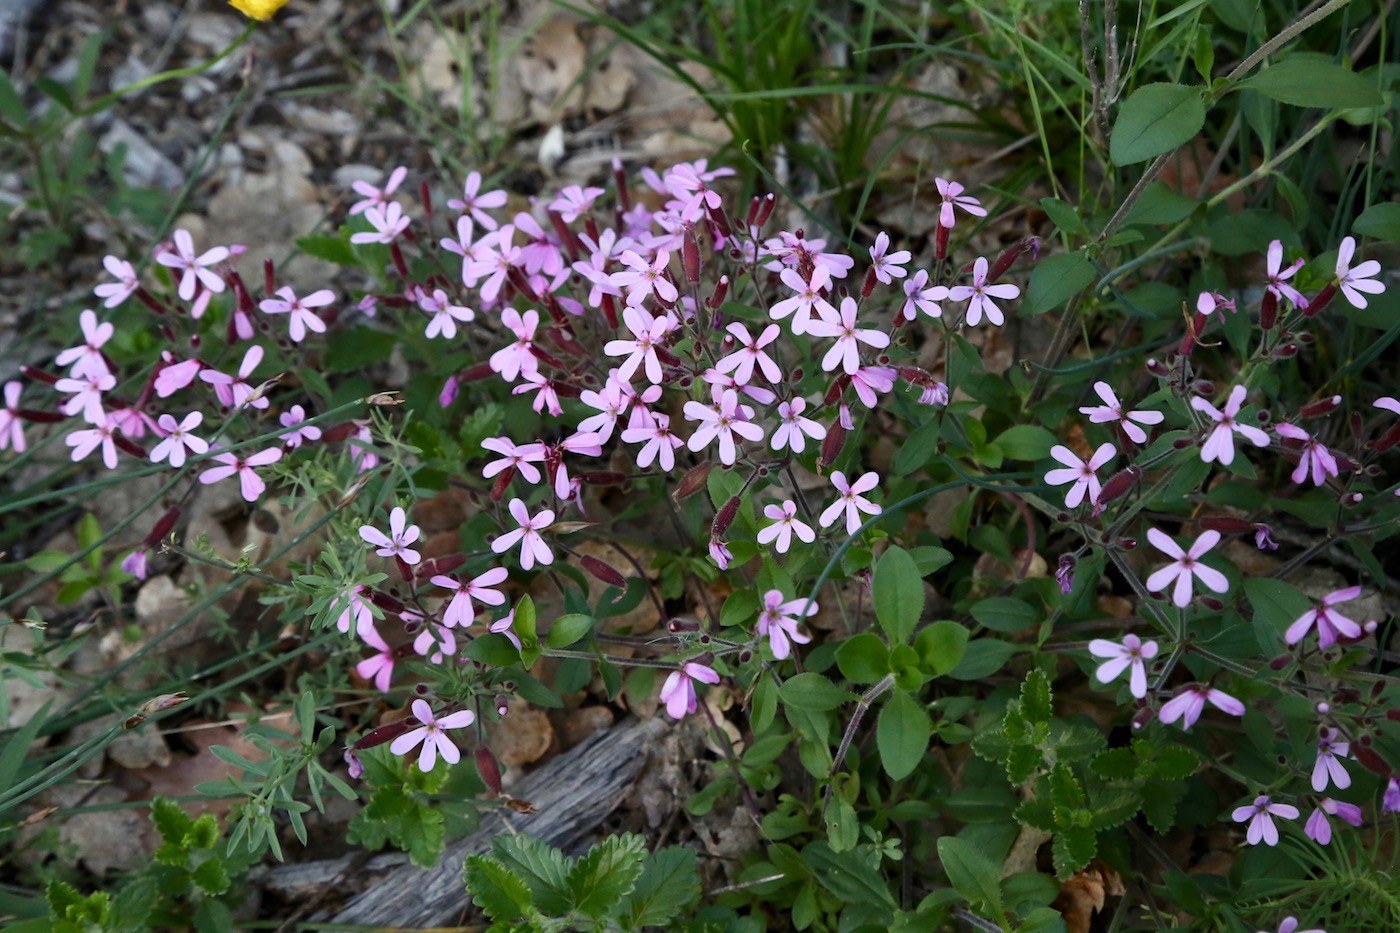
(1243, 577), (1313, 650)
(545, 613), (594, 648)
(751, 674), (778, 733)
(464, 855), (534, 921)
(836, 633), (892, 683)
(824, 794), (860, 852)
(1209, 209), (1300, 256)
(462, 633), (521, 667)
(1020, 669), (1053, 724)
(969, 597), (1039, 633)
(1353, 202), (1400, 243)
(295, 232), (357, 265)
(947, 638), (1020, 680)
(909, 546), (954, 575)
(323, 325), (395, 373)
(1241, 59), (1382, 109)
(1040, 197), (1088, 237)
(492, 834), (573, 915)
(150, 796), (194, 847)
(894, 417), (942, 475)
(873, 546), (924, 645)
(914, 621), (968, 676)
(803, 841), (898, 909)
(1122, 181), (1201, 226)
(77, 512), (101, 551)
(992, 425), (1058, 461)
(1025, 251), (1097, 314)
(1052, 825), (1097, 878)
(779, 673), (851, 711)
(568, 833), (646, 918)
(1110, 82), (1206, 165)
(514, 594), (538, 646)
(877, 690), (931, 781)
(626, 846), (700, 927)
(937, 835), (1006, 917)
(190, 857), (231, 896)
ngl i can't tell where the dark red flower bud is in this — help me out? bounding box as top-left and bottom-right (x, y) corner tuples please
(705, 200), (731, 240)
(1259, 290), (1278, 330)
(490, 467), (515, 502)
(989, 237), (1038, 282)
(744, 195), (762, 229)
(1352, 744), (1391, 776)
(672, 462), (712, 501)
(351, 717), (416, 751)
(419, 179), (433, 217)
(1274, 343), (1299, 358)
(18, 409), (64, 423)
(1269, 655), (1291, 670)
(416, 554), (467, 580)
(475, 747), (502, 796)
(1131, 707), (1156, 731)
(577, 471), (627, 486)
(683, 230), (701, 284)
(612, 157), (630, 213)
(1385, 708), (1400, 722)
(1299, 395), (1341, 419)
(709, 274), (729, 309)
(754, 193), (776, 229)
(1146, 358), (1170, 378)
(1200, 596), (1224, 611)
(712, 495), (741, 537)
(547, 210), (580, 259)
(1117, 537), (1137, 551)
(824, 374), (851, 407)
(1374, 422), (1400, 453)
(114, 436), (146, 460)
(861, 266), (878, 298)
(1095, 465), (1142, 508)
(1200, 516), (1255, 535)
(143, 507), (182, 549)
(935, 223), (949, 261)
(19, 365), (58, 385)
(1303, 283), (1336, 317)
(820, 420), (846, 468)
(581, 554), (628, 589)
(656, 346), (683, 368)
(321, 422), (360, 442)
(668, 617), (700, 633)
(369, 590), (405, 615)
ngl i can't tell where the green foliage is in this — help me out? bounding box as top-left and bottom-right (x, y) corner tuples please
(1109, 83), (1207, 165)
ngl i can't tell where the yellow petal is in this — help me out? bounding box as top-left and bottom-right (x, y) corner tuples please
(228, 0), (291, 20)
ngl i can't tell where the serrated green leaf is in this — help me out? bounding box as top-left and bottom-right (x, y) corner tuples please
(1241, 59), (1382, 109)
(190, 856), (231, 896)
(1005, 744), (1042, 785)
(1110, 82), (1206, 165)
(836, 633), (891, 683)
(150, 797), (193, 846)
(1052, 825), (1097, 878)
(1020, 669), (1053, 724)
(1015, 798), (1056, 831)
(937, 835), (1005, 916)
(1048, 764), (1085, 809)
(1091, 747), (1138, 781)
(492, 834), (573, 915)
(1140, 781), (1187, 833)
(568, 833), (646, 918)
(877, 690), (931, 781)
(626, 846), (700, 927)
(873, 546), (923, 645)
(1153, 744), (1202, 781)
(464, 855), (534, 921)
(779, 672), (850, 711)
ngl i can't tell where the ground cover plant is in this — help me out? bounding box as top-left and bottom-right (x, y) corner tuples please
(1, 0), (1399, 931)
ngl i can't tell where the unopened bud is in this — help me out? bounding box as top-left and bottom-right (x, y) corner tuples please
(1352, 745), (1389, 776)
(581, 555), (628, 588)
(1146, 358), (1170, 378)
(369, 590), (405, 614)
(1342, 492), (1364, 507)
(672, 462), (712, 501)
(495, 693), (511, 716)
(989, 237), (1037, 281)
(1275, 343), (1299, 358)
(712, 495), (741, 537)
(1131, 707), (1156, 731)
(683, 230), (701, 283)
(351, 718), (415, 751)
(1374, 422), (1400, 453)
(709, 274), (729, 309)
(1200, 516), (1254, 535)
(1269, 655), (1291, 670)
(820, 420), (847, 468)
(705, 200), (731, 239)
(824, 374), (851, 407)
(1095, 465), (1142, 508)
(1200, 596), (1224, 611)
(143, 507), (182, 548)
(754, 193), (776, 229)
(1303, 283), (1337, 317)
(417, 554), (467, 579)
(668, 617), (700, 633)
(935, 223), (949, 261)
(1117, 537), (1137, 551)
(1259, 290), (1278, 330)
(475, 747), (502, 795)
(1300, 395), (1342, 418)
(861, 266), (878, 298)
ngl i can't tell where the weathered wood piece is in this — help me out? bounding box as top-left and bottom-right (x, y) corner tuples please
(326, 715), (666, 929)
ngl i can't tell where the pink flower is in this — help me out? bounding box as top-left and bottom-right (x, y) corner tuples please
(150, 412), (208, 468)
(849, 365), (896, 408)
(56, 370), (115, 424)
(334, 585), (374, 634)
(1145, 528), (1229, 606)
(348, 165), (407, 216)
(1158, 684), (1244, 730)
(611, 249), (678, 306)
(490, 609), (522, 649)
(1304, 797), (1363, 846)
(155, 229), (229, 301)
(684, 387), (764, 466)
(769, 264), (837, 336)
(488, 308), (540, 383)
(513, 370), (562, 417)
(1311, 727), (1351, 792)
(1285, 584), (1363, 649)
(757, 501), (816, 554)
(279, 404), (322, 448)
(65, 411), (122, 469)
(481, 436), (544, 485)
(1044, 443), (1115, 509)
(715, 322), (782, 385)
(154, 353), (201, 398)
(350, 201), (410, 245)
(900, 269), (948, 320)
(1384, 777), (1400, 813)
(1231, 794), (1299, 846)
(491, 498), (555, 570)
(260, 286), (333, 343)
(355, 621), (396, 693)
(359, 506), (422, 565)
(447, 171), (507, 230)
(1258, 917), (1327, 933)
(620, 411), (683, 471)
(604, 306), (671, 384)
(433, 566), (509, 628)
(934, 177), (987, 229)
(948, 256), (1019, 326)
(416, 287), (475, 340)
(1087, 634), (1159, 699)
(121, 548), (149, 580)
(770, 397), (824, 454)
(389, 699), (476, 771)
(819, 470), (881, 534)
(198, 446), (283, 502)
(0, 381), (26, 453)
(756, 590), (816, 660)
(55, 309), (114, 379)
(659, 662), (721, 719)
(1335, 236), (1386, 309)
(805, 296), (891, 375)
(200, 345), (268, 411)
(708, 537), (733, 570)
(94, 255), (139, 308)
(868, 232), (910, 284)
(1274, 423), (1339, 487)
(1264, 239), (1307, 308)
(1079, 381), (1164, 445)
(549, 184), (604, 223)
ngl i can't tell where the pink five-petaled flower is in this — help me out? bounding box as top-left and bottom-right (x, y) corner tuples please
(1044, 443), (1115, 509)
(389, 699), (476, 772)
(1145, 528), (1229, 607)
(757, 500), (816, 554)
(805, 296), (891, 375)
(1335, 235), (1386, 309)
(491, 498), (555, 570)
(95, 255), (139, 308)
(1386, 777), (1400, 813)
(612, 249), (678, 306)
(279, 404), (322, 448)
(1192, 385), (1270, 466)
(604, 306), (671, 384)
(155, 229), (229, 301)
(56, 309), (114, 379)
(1264, 239), (1307, 308)
(715, 322), (782, 385)
(659, 662), (721, 720)
(198, 446), (283, 502)
(150, 412), (208, 468)
(200, 345), (268, 410)
(1087, 634), (1159, 699)
(771, 397), (824, 454)
(684, 387), (764, 466)
(1232, 794), (1299, 846)
(620, 411), (683, 471)
(1274, 423), (1339, 487)
(869, 232), (911, 284)
(549, 184), (605, 223)
(56, 370), (114, 424)
(934, 177), (987, 229)
(489, 308), (540, 383)
(901, 269), (948, 321)
(355, 621), (396, 693)
(819, 470), (882, 535)
(260, 286), (333, 343)
(1285, 584), (1363, 650)
(1158, 684), (1245, 731)
(433, 566), (509, 628)
(0, 381), (25, 452)
(481, 436), (544, 485)
(359, 506), (422, 565)
(348, 165), (406, 216)
(65, 411), (122, 469)
(416, 287), (475, 340)
(351, 201), (411, 245)
(1079, 381), (1165, 445)
(769, 264), (837, 336)
(1312, 727), (1351, 792)
(947, 256), (1019, 326)
(756, 590), (816, 660)
(448, 171), (507, 230)
(334, 585), (374, 634)
(1304, 797), (1363, 847)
